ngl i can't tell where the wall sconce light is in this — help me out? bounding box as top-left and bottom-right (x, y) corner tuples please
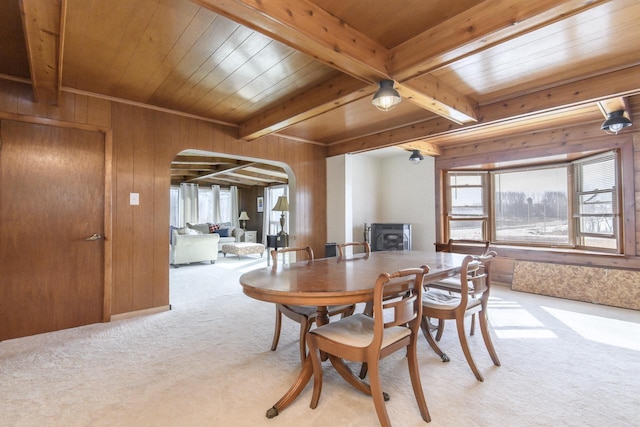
(238, 211), (250, 230)
(601, 110), (632, 134)
(372, 79), (401, 112)
(408, 149), (424, 164)
(272, 196), (289, 236)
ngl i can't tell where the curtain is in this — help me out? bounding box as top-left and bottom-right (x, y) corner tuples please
(230, 186), (239, 228)
(262, 187), (272, 245)
(179, 183), (199, 226)
(211, 185), (222, 224)
(261, 185), (289, 242)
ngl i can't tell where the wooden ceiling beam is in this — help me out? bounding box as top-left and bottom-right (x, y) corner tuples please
(191, 0), (388, 83)
(191, 0), (483, 134)
(329, 65), (640, 157)
(189, 162), (259, 182)
(20, 0), (64, 105)
(327, 117), (455, 157)
(478, 65), (640, 123)
(239, 74), (371, 140)
(172, 155), (249, 164)
(397, 74), (478, 124)
(232, 170), (288, 183)
(390, 0), (611, 80)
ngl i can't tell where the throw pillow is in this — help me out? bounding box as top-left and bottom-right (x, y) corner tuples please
(216, 228), (230, 238)
(185, 228), (200, 235)
(209, 223), (220, 233)
(176, 227), (189, 235)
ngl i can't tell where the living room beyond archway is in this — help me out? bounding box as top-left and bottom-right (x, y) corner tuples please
(168, 149), (293, 269)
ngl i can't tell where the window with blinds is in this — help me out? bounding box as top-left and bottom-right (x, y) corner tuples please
(444, 150), (621, 253)
(574, 151), (619, 250)
(446, 171), (488, 240)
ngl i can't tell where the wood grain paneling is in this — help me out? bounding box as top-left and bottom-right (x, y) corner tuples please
(0, 79), (328, 321)
(110, 103), (327, 315)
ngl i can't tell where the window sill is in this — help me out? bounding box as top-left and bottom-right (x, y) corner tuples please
(489, 244), (639, 270)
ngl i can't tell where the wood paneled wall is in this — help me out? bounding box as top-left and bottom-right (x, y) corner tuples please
(0, 80), (327, 317)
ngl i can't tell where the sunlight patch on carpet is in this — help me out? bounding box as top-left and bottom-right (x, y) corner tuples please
(542, 306), (640, 351)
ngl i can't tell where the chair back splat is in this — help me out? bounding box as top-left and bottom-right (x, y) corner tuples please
(337, 241), (371, 258)
(271, 246), (314, 268)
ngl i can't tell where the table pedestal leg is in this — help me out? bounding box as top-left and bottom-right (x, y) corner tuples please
(266, 356), (313, 418)
(264, 305), (335, 418)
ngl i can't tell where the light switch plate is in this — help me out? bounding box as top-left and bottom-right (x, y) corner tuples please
(130, 193), (140, 205)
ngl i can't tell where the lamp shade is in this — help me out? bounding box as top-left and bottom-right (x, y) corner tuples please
(409, 149), (424, 164)
(238, 211), (250, 221)
(601, 110), (632, 134)
(272, 196), (289, 212)
(372, 79), (401, 111)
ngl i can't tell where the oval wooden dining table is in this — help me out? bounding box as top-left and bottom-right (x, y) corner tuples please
(239, 250), (468, 419)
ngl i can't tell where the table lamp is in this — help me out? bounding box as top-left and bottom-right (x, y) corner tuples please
(272, 196), (289, 236)
(238, 211), (250, 230)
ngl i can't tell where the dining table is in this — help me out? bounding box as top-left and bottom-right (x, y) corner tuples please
(239, 249), (468, 419)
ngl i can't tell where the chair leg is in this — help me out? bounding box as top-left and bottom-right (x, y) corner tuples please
(358, 362), (368, 379)
(420, 317), (450, 362)
(407, 340), (431, 422)
(271, 305), (282, 351)
(435, 319), (445, 341)
(367, 359), (392, 427)
(470, 313), (476, 336)
(455, 316), (483, 381)
(306, 334), (324, 409)
(298, 318), (311, 364)
(479, 310), (501, 367)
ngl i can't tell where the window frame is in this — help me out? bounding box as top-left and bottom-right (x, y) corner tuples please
(445, 171), (490, 241)
(443, 149), (622, 254)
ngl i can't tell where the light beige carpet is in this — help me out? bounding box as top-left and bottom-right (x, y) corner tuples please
(1, 256), (639, 427)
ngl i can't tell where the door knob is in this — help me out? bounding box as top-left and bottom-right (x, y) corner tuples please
(84, 233), (104, 241)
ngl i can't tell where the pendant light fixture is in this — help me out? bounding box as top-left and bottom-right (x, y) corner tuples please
(372, 79), (401, 112)
(601, 110), (632, 134)
(408, 150), (424, 164)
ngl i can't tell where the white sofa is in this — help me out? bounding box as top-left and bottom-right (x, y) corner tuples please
(186, 222), (244, 251)
(170, 229), (220, 267)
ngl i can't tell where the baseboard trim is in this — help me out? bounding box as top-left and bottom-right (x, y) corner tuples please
(111, 305), (172, 321)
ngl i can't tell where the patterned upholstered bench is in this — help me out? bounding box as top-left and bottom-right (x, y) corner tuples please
(221, 242), (265, 259)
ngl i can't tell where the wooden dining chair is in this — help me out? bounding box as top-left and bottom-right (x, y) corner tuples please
(337, 241), (370, 258)
(427, 239), (490, 339)
(306, 266), (431, 427)
(420, 252), (501, 382)
(270, 247), (355, 364)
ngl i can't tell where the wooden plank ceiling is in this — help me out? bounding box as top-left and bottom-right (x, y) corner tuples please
(2, 0), (640, 185)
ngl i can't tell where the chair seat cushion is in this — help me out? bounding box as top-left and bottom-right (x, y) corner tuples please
(428, 276), (476, 292)
(422, 290), (461, 309)
(310, 313), (410, 348)
(422, 290), (483, 310)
